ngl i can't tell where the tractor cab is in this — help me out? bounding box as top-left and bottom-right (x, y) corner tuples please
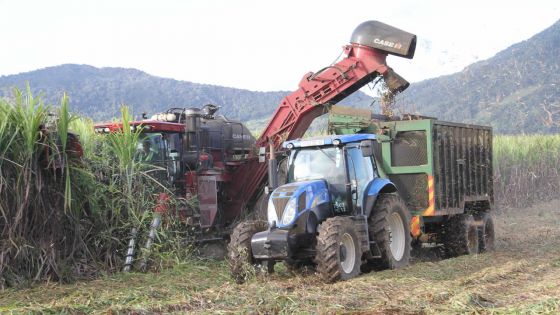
(267, 134), (381, 229)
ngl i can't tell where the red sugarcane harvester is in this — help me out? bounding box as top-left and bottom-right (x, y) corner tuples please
(94, 21), (416, 261)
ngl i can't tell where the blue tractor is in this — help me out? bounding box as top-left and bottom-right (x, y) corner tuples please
(227, 134), (411, 283)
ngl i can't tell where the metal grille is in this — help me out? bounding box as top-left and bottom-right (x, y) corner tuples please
(433, 123), (493, 211)
(388, 173), (428, 211)
(391, 131), (428, 166)
(272, 197), (290, 219)
(298, 193), (306, 211)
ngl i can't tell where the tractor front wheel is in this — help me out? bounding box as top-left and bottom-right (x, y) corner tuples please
(227, 220), (268, 284)
(315, 217), (362, 283)
(368, 194), (412, 270)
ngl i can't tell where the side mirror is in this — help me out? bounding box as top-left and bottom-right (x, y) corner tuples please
(360, 140), (374, 157)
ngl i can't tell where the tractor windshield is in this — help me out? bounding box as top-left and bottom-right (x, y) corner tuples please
(287, 146), (346, 186)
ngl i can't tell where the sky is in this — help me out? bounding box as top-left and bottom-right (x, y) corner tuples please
(0, 0), (559, 92)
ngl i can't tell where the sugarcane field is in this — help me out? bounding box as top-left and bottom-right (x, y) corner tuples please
(1, 1), (559, 314)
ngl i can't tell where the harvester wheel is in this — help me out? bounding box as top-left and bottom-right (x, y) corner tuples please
(315, 217), (362, 283)
(477, 212), (495, 252)
(442, 214), (479, 257)
(227, 220), (268, 284)
(367, 194), (411, 270)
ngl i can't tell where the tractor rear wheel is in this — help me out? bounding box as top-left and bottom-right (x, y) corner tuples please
(227, 220), (268, 284)
(477, 212), (495, 252)
(315, 217), (362, 283)
(442, 214), (479, 257)
(367, 194), (412, 270)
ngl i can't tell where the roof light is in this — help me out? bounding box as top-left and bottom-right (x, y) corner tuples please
(333, 139), (342, 146)
(286, 143), (294, 150)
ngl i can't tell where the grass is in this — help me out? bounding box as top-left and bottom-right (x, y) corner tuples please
(0, 89), (180, 289)
(494, 134), (560, 207)
(1, 199), (559, 314)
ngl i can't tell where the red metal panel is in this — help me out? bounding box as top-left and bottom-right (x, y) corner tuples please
(94, 120), (185, 133)
(198, 176), (218, 228)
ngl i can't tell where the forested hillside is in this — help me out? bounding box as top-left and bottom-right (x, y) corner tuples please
(400, 19), (560, 133)
(0, 64), (374, 121)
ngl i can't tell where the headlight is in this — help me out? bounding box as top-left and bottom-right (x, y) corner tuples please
(267, 197), (277, 225)
(281, 198), (297, 225)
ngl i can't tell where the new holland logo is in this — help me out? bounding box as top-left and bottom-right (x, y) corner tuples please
(373, 38), (403, 50)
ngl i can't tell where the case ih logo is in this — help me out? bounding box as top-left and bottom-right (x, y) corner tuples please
(373, 38), (403, 50)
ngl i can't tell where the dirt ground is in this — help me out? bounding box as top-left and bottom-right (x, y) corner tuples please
(1, 199), (559, 314)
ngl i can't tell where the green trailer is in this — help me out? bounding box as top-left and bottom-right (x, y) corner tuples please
(228, 105), (495, 284)
(328, 105), (494, 248)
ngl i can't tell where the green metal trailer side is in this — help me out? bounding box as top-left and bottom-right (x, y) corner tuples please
(328, 106), (493, 235)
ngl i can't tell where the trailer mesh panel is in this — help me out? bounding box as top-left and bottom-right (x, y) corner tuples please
(433, 123), (493, 211)
(391, 131), (428, 166)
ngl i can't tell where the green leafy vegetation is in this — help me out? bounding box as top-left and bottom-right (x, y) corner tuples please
(0, 89), (186, 289)
(494, 134), (560, 207)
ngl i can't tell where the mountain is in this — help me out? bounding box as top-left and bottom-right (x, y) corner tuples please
(0, 64), (374, 122)
(400, 19), (560, 134)
(2, 19), (558, 133)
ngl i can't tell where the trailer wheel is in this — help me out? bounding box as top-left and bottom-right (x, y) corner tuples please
(477, 212), (495, 252)
(315, 217), (362, 283)
(442, 214), (479, 257)
(368, 194), (411, 270)
(227, 220), (268, 284)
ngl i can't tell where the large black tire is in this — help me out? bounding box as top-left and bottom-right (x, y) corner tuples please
(477, 212), (495, 252)
(315, 217), (362, 283)
(368, 194), (412, 270)
(227, 220), (268, 284)
(442, 214), (479, 257)
(252, 191), (268, 221)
